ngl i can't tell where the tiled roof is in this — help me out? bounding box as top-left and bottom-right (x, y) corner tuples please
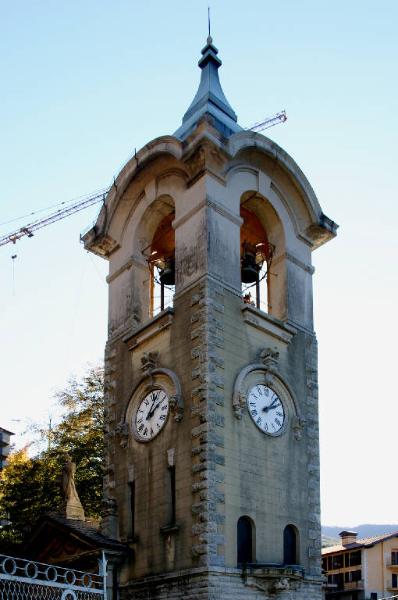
(322, 531), (398, 555)
(45, 512), (127, 552)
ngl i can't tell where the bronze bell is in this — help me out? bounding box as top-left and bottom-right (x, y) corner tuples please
(241, 244), (260, 283)
(159, 257), (175, 286)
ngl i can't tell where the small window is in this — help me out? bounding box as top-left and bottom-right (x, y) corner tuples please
(370, 593), (378, 600)
(332, 573), (344, 590)
(237, 516), (255, 565)
(332, 554), (344, 569)
(392, 550), (398, 565)
(392, 573), (398, 589)
(351, 569), (362, 582)
(283, 524), (298, 565)
(349, 550), (361, 566)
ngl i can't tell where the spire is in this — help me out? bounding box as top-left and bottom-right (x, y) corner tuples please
(174, 36), (242, 140)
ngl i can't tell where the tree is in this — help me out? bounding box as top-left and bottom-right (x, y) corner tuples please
(0, 366), (104, 554)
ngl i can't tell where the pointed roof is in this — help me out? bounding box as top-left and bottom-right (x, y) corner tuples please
(174, 36), (242, 140)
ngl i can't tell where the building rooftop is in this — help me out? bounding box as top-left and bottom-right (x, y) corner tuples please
(322, 531), (398, 555)
(0, 427), (14, 436)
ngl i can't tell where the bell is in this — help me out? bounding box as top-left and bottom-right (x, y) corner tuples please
(241, 241), (262, 283)
(159, 257), (175, 286)
(241, 250), (260, 283)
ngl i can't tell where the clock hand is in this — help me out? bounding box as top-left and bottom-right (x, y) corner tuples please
(146, 392), (159, 419)
(148, 395), (167, 418)
(262, 399), (279, 413)
(152, 400), (163, 414)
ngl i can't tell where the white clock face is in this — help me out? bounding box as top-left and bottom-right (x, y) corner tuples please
(247, 384), (285, 435)
(134, 389), (169, 442)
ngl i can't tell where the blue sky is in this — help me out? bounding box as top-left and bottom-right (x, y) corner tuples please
(1, 1), (397, 525)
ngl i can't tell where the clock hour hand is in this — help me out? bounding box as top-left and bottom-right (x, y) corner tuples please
(262, 398), (279, 413)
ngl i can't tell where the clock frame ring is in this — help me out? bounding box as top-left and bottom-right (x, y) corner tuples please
(131, 385), (171, 443)
(232, 355), (305, 441)
(246, 382), (287, 437)
(121, 367), (184, 448)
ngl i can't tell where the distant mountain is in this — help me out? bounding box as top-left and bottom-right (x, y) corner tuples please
(322, 535), (340, 548)
(322, 524), (398, 542)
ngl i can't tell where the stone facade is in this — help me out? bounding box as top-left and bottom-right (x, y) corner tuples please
(83, 37), (337, 600)
(119, 567), (323, 599)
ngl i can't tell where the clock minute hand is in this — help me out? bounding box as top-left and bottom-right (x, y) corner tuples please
(149, 399), (163, 417)
(147, 392), (159, 419)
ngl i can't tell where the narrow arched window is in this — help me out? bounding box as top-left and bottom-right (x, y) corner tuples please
(283, 524), (298, 565)
(237, 516), (255, 565)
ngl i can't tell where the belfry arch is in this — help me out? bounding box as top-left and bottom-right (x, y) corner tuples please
(239, 191), (286, 318)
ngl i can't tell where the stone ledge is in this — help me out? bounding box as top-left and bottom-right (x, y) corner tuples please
(119, 564), (322, 590)
(242, 306), (296, 345)
(243, 563), (305, 579)
(123, 308), (174, 350)
(160, 524), (180, 535)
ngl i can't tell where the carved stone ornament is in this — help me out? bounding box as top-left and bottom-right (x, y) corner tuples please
(292, 415), (306, 441)
(243, 565), (303, 596)
(141, 351), (160, 374)
(271, 577), (290, 592)
(169, 394), (184, 422)
(115, 420), (129, 448)
(259, 348), (279, 373)
(184, 136), (227, 183)
(91, 234), (119, 258)
(185, 146), (206, 181)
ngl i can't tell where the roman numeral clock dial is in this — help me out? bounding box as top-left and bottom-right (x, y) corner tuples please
(133, 389), (170, 442)
(247, 384), (286, 435)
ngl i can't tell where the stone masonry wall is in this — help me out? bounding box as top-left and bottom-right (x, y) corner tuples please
(190, 278), (226, 567)
(304, 334), (322, 577)
(119, 567), (323, 600)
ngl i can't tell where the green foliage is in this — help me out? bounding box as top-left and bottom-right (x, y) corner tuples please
(0, 366), (104, 554)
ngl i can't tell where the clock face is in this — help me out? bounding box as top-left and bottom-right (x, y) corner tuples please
(133, 389), (169, 442)
(247, 384), (285, 435)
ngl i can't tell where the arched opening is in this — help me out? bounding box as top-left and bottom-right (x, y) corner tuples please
(237, 516), (255, 566)
(148, 212), (175, 316)
(240, 205), (273, 312)
(283, 524), (299, 565)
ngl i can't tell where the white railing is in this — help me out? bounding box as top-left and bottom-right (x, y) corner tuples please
(0, 553), (107, 600)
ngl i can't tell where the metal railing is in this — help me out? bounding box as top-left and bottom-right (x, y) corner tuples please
(0, 553), (107, 600)
(344, 579), (364, 590)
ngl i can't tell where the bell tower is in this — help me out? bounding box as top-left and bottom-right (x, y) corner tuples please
(83, 35), (337, 600)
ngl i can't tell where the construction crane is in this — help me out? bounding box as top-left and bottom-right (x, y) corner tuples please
(0, 111), (287, 248)
(247, 110), (287, 133)
(0, 188), (109, 247)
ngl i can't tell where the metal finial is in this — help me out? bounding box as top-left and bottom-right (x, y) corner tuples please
(207, 6), (212, 44)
